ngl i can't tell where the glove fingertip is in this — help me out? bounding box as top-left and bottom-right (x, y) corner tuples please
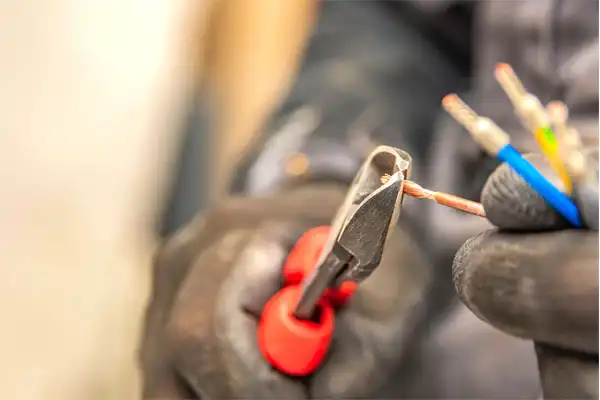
(481, 154), (570, 231)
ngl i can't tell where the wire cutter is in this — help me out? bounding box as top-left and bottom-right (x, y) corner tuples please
(258, 146), (412, 376)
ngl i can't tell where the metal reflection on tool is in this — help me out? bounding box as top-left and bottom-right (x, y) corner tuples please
(293, 146), (411, 320)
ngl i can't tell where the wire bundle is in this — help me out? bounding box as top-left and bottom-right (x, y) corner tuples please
(442, 64), (590, 228)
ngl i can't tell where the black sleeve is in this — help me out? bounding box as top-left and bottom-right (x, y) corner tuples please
(230, 1), (469, 197)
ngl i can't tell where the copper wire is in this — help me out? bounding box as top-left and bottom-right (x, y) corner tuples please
(403, 180), (486, 218)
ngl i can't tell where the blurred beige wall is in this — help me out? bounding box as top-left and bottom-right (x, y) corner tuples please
(205, 0), (318, 199)
(0, 0), (314, 399)
(0, 1), (205, 398)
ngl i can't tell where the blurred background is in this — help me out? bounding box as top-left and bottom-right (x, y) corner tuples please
(0, 0), (317, 398)
(2, 0), (594, 398)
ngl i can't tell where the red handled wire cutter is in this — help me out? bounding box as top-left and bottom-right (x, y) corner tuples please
(258, 146), (412, 376)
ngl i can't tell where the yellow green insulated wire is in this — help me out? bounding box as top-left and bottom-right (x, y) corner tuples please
(494, 63), (573, 194)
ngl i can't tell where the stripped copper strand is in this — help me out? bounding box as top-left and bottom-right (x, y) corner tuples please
(403, 180), (486, 218)
(380, 174), (392, 185)
(381, 173), (486, 217)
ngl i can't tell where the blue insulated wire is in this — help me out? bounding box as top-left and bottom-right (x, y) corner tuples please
(497, 145), (582, 227)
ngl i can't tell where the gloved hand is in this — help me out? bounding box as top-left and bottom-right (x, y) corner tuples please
(140, 183), (432, 399)
(453, 153), (599, 399)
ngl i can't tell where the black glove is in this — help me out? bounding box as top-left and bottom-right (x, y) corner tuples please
(140, 184), (433, 399)
(453, 153), (599, 399)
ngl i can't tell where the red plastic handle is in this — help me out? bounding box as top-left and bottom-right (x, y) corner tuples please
(282, 226), (330, 285)
(283, 226), (357, 306)
(258, 285), (334, 376)
(258, 226), (358, 376)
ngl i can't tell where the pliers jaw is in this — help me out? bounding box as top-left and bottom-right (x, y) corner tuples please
(293, 146), (412, 320)
(334, 146), (411, 282)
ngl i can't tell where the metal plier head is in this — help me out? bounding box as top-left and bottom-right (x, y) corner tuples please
(294, 146), (412, 319)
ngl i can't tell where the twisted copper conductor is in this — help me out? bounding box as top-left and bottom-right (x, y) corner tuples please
(402, 180), (486, 217)
(380, 174), (392, 184)
(380, 175), (486, 217)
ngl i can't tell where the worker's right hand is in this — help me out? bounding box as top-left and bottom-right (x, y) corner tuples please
(139, 183), (433, 399)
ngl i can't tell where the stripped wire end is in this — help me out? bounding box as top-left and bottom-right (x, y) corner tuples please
(563, 150), (588, 182)
(546, 101), (570, 140)
(380, 174), (392, 185)
(494, 63), (527, 105)
(495, 64), (572, 192)
(546, 101), (587, 182)
(496, 63), (548, 130)
(403, 180), (435, 200)
(443, 78), (583, 226)
(547, 101), (582, 149)
(403, 180), (486, 217)
(519, 94), (550, 132)
(442, 94), (477, 129)
(442, 94), (510, 156)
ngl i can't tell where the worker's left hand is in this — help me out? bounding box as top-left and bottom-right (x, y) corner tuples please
(140, 183), (433, 399)
(452, 152), (599, 398)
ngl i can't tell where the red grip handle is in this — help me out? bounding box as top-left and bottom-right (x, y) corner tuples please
(282, 226), (330, 285)
(283, 226), (357, 305)
(258, 226), (357, 376)
(258, 285), (334, 376)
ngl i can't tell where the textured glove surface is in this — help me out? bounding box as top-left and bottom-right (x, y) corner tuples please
(453, 153), (599, 398)
(140, 184), (432, 399)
